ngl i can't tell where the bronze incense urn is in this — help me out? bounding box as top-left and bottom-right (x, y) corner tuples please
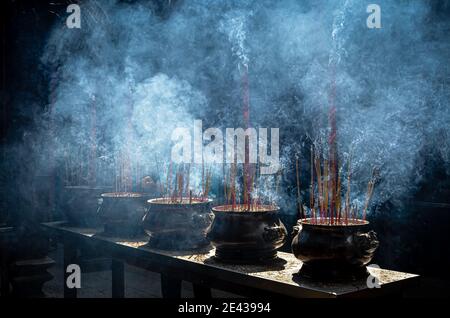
(97, 192), (147, 238)
(143, 198), (213, 250)
(291, 218), (379, 280)
(207, 204), (287, 264)
(63, 185), (112, 227)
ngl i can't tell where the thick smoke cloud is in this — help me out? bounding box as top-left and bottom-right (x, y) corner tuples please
(7, 0), (447, 217)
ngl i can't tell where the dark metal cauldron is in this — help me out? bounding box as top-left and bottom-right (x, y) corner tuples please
(143, 198), (213, 250)
(97, 192), (147, 238)
(63, 186), (112, 227)
(207, 204), (287, 264)
(291, 218), (379, 280)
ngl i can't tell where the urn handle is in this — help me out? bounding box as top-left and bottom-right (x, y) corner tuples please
(192, 212), (214, 227)
(353, 230), (379, 253)
(263, 225), (287, 243)
(291, 222), (302, 237)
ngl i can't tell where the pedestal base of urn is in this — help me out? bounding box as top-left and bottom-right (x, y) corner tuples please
(145, 233), (210, 251)
(297, 262), (369, 282)
(99, 222), (145, 239)
(213, 246), (278, 264)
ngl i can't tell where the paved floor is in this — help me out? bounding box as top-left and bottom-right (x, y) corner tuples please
(43, 243), (238, 298)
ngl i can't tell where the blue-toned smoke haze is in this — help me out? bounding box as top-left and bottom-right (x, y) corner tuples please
(23, 0), (449, 215)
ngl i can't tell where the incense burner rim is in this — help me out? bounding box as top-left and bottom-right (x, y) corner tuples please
(299, 217), (369, 228)
(147, 197), (212, 206)
(211, 204), (280, 214)
(101, 192), (143, 199)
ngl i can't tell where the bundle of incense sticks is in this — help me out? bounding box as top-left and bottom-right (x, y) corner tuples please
(62, 92), (143, 192)
(222, 162), (274, 212)
(300, 147), (378, 225)
(296, 156), (304, 219)
(114, 150), (135, 193)
(159, 162), (211, 204)
(64, 145), (96, 186)
(113, 83), (137, 193)
(88, 95), (97, 187)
